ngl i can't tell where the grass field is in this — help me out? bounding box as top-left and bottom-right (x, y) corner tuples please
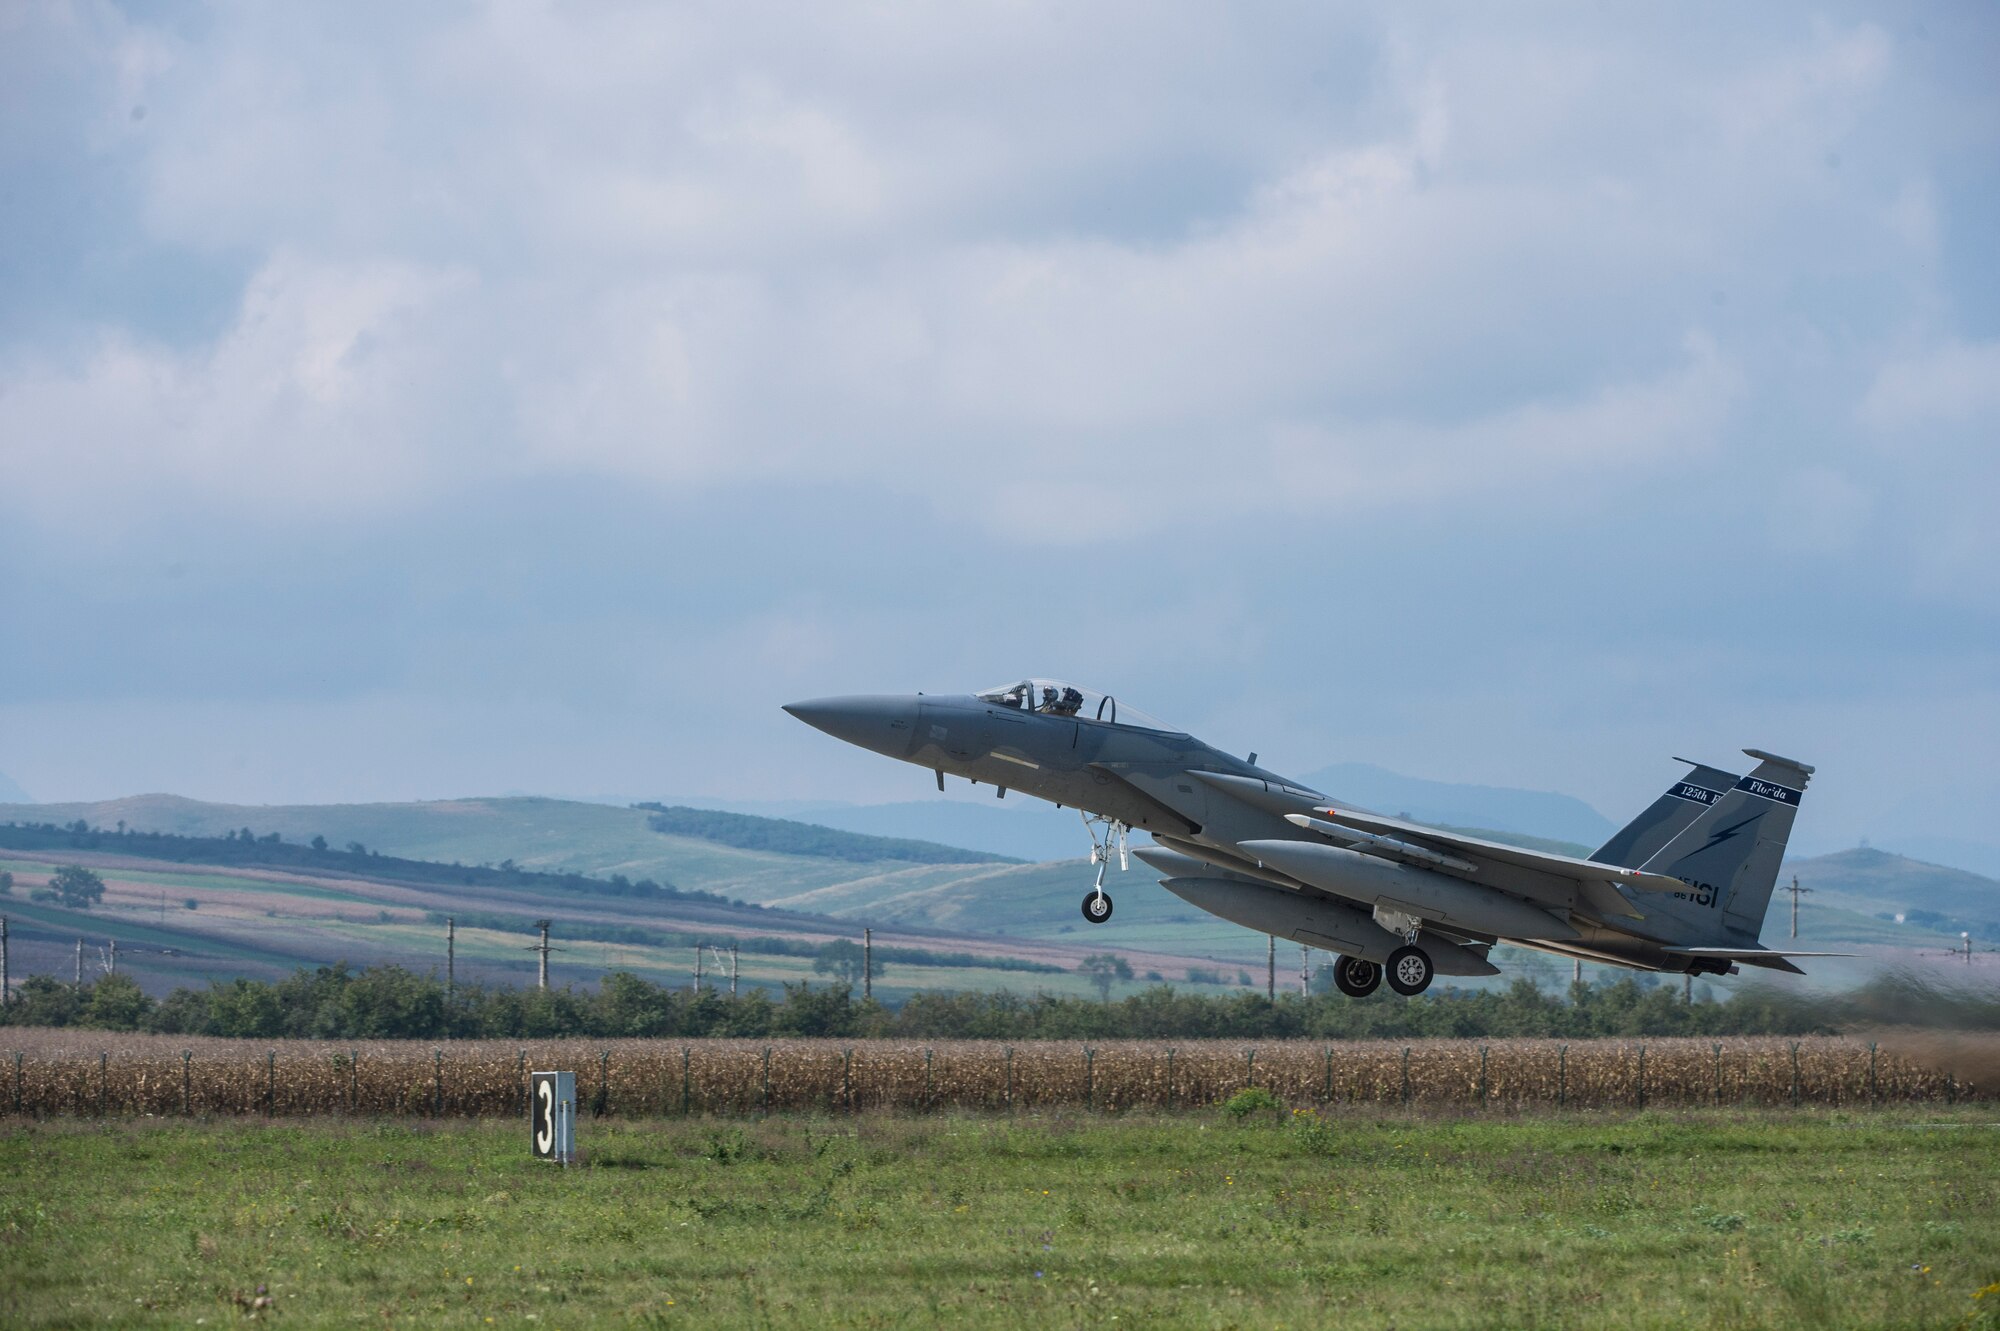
(2, 1110), (1997, 1329)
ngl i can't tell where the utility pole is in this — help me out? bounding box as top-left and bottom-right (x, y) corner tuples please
(863, 928), (873, 1002)
(75, 937), (84, 986)
(1573, 957), (1582, 988)
(1, 916), (8, 1006)
(1784, 875), (1813, 939)
(1266, 935), (1275, 1000)
(1964, 933), (1974, 965)
(107, 939), (118, 975)
(1299, 943), (1310, 997)
(693, 945), (705, 992)
(445, 917), (455, 1002)
(730, 943), (739, 997)
(1684, 972), (1692, 1005)
(531, 919), (552, 990)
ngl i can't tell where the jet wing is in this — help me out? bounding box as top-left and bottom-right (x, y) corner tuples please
(1285, 808), (1690, 896)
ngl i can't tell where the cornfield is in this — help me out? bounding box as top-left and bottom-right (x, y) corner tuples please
(0, 1033), (1983, 1118)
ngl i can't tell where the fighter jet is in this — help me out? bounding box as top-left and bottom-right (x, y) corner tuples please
(784, 680), (1840, 996)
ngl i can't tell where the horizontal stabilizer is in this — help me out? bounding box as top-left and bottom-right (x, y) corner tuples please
(1667, 947), (1855, 958)
(1666, 946), (1853, 976)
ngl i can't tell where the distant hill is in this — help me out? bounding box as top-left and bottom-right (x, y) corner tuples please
(8, 793), (1992, 981)
(1302, 762), (1617, 846)
(635, 804), (1016, 865)
(0, 770), (30, 804)
(0, 837), (1221, 1002)
(1784, 848), (2000, 941)
(732, 799), (1083, 863)
(0, 794), (1006, 896)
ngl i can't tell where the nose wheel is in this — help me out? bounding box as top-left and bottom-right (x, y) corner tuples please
(1385, 945), (1435, 996)
(1331, 955), (1382, 997)
(1079, 812), (1127, 925)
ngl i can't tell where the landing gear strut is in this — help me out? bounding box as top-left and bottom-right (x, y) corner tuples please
(1385, 945), (1435, 996)
(1331, 955), (1381, 998)
(1079, 813), (1127, 926)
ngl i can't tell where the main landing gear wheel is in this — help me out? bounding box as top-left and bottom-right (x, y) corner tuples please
(1081, 891), (1114, 924)
(1331, 955), (1382, 998)
(1386, 945), (1435, 996)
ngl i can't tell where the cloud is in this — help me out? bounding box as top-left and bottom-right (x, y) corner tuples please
(1, 252), (474, 521)
(1859, 338), (2000, 430)
(0, 2), (1995, 845)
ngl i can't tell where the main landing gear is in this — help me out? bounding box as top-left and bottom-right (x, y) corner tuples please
(1386, 945), (1435, 996)
(1079, 813), (1128, 925)
(1331, 955), (1381, 997)
(1329, 947), (1435, 997)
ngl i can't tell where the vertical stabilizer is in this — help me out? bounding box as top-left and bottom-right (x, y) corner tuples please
(1639, 750), (1814, 942)
(1590, 761), (1740, 869)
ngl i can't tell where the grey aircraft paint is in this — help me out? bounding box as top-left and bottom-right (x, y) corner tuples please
(784, 682), (1831, 997)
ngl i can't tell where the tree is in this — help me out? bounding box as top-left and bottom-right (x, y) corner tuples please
(813, 940), (880, 987)
(310, 836), (328, 852)
(1078, 953), (1133, 1002)
(0, 870), (12, 894)
(48, 865), (105, 909)
(81, 974), (153, 1030)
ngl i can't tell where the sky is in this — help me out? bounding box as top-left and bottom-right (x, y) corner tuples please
(1, 2), (1996, 864)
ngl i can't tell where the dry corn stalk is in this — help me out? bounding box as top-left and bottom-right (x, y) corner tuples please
(0, 1033), (1977, 1117)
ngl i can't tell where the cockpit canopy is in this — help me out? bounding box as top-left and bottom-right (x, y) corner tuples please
(974, 679), (1175, 732)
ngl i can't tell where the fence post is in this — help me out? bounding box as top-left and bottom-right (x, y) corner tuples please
(1790, 1042), (1800, 1107)
(1636, 1044), (1645, 1110)
(1557, 1044), (1566, 1110)
(265, 1050), (276, 1116)
(98, 1051), (108, 1118)
(1712, 1042), (1722, 1107)
(1084, 1046), (1095, 1111)
(183, 1050), (192, 1116)
(1478, 1046), (1488, 1108)
(1002, 1046), (1011, 1111)
(433, 1048), (444, 1117)
(1401, 1046), (1411, 1107)
(681, 1046), (692, 1116)
(1323, 1047), (1333, 1104)
(598, 1049), (611, 1118)
(1165, 1048), (1174, 1110)
(1868, 1041), (1878, 1104)
(843, 1047), (853, 1112)
(763, 1046), (773, 1116)
(1245, 1046), (1256, 1090)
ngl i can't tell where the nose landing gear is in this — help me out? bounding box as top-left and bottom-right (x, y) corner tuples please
(1079, 813), (1127, 925)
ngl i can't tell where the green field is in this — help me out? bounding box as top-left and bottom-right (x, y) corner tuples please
(3, 1110), (1996, 1329)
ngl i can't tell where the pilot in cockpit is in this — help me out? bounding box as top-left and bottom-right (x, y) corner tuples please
(1041, 686), (1084, 717)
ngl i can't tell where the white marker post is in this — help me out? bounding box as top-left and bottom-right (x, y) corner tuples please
(531, 1071), (577, 1166)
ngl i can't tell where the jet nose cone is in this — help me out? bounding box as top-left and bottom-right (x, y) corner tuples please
(782, 695), (921, 760)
